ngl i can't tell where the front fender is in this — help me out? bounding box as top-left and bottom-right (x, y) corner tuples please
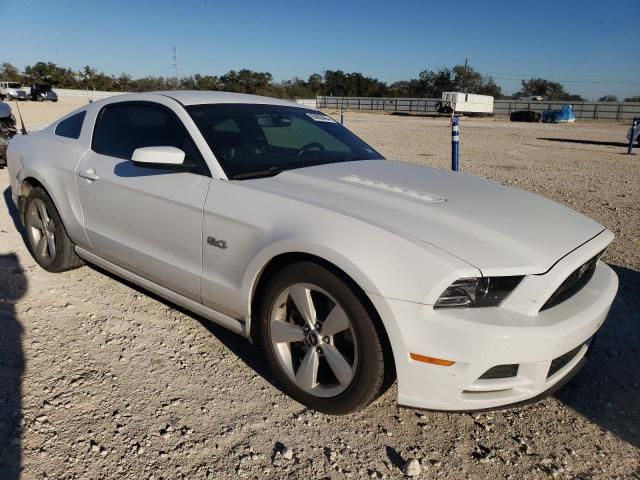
(242, 239), (382, 313)
(204, 180), (479, 328)
(241, 222), (480, 317)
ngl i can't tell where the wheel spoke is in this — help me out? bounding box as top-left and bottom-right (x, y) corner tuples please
(46, 233), (56, 259)
(289, 285), (316, 327)
(29, 209), (44, 230)
(271, 320), (305, 344)
(269, 282), (358, 397)
(295, 348), (319, 391)
(320, 305), (350, 337)
(321, 343), (353, 386)
(36, 200), (50, 227)
(36, 235), (48, 257)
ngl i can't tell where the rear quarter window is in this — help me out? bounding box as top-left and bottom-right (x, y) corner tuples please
(55, 111), (86, 139)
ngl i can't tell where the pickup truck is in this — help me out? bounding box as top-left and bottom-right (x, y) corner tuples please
(30, 83), (58, 102)
(0, 81), (28, 101)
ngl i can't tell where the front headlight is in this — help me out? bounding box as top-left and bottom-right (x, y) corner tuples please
(434, 276), (523, 308)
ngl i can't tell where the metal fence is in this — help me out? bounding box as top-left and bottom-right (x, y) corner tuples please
(494, 100), (640, 120)
(55, 88), (123, 100)
(295, 98), (317, 108)
(316, 96), (640, 121)
(317, 97), (441, 113)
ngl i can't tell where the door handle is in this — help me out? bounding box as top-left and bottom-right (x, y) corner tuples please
(79, 169), (100, 181)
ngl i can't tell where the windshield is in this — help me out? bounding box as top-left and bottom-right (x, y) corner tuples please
(7, 83), (21, 89)
(186, 104), (383, 179)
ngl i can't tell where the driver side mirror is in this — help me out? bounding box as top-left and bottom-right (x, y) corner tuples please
(132, 146), (186, 167)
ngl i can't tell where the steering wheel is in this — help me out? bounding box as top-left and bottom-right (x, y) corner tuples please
(297, 142), (325, 158)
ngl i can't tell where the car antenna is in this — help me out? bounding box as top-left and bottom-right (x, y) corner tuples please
(13, 100), (28, 135)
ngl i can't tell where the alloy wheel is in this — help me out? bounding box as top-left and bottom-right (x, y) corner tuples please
(28, 198), (57, 261)
(269, 283), (358, 398)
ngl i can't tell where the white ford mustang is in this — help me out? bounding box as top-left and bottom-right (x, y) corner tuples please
(7, 91), (618, 414)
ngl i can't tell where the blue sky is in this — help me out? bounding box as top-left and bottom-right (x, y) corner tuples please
(2, 0), (639, 99)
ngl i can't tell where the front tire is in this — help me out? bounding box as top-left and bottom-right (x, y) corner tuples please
(24, 187), (83, 272)
(255, 261), (387, 414)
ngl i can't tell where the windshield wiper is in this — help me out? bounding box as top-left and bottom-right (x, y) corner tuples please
(230, 166), (286, 180)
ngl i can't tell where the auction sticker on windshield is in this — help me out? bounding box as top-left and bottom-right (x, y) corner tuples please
(306, 113), (336, 123)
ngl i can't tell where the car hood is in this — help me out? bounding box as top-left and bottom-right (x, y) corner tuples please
(244, 160), (605, 275)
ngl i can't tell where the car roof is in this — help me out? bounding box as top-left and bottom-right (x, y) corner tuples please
(152, 90), (304, 107)
(45, 91), (314, 132)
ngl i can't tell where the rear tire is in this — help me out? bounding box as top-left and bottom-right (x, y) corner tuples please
(24, 187), (84, 272)
(255, 261), (387, 414)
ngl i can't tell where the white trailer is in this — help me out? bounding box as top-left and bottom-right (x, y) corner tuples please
(437, 92), (494, 116)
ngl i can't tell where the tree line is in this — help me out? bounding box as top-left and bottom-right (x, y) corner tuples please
(2, 61), (637, 101)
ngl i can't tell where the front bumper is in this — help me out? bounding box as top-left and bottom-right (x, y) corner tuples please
(369, 240), (618, 411)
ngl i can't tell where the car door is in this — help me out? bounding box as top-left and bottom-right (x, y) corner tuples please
(75, 101), (211, 301)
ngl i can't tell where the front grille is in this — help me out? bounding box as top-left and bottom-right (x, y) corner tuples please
(547, 344), (583, 378)
(479, 364), (519, 379)
(540, 251), (602, 311)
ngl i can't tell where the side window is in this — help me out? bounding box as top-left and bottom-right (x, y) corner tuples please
(92, 103), (207, 174)
(55, 111), (86, 139)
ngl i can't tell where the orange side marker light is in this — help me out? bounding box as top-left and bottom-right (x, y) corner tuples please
(410, 353), (455, 366)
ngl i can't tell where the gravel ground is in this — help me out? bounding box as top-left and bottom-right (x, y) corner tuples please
(0, 102), (639, 479)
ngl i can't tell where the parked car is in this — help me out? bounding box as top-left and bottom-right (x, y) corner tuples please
(542, 104), (576, 123)
(0, 101), (17, 167)
(30, 83), (58, 102)
(519, 95), (545, 102)
(0, 81), (28, 101)
(6, 92), (618, 414)
(510, 110), (541, 122)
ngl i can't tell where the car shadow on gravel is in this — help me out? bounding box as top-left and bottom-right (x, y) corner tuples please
(537, 137), (630, 148)
(3, 187), (25, 237)
(0, 253), (27, 479)
(555, 265), (640, 448)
